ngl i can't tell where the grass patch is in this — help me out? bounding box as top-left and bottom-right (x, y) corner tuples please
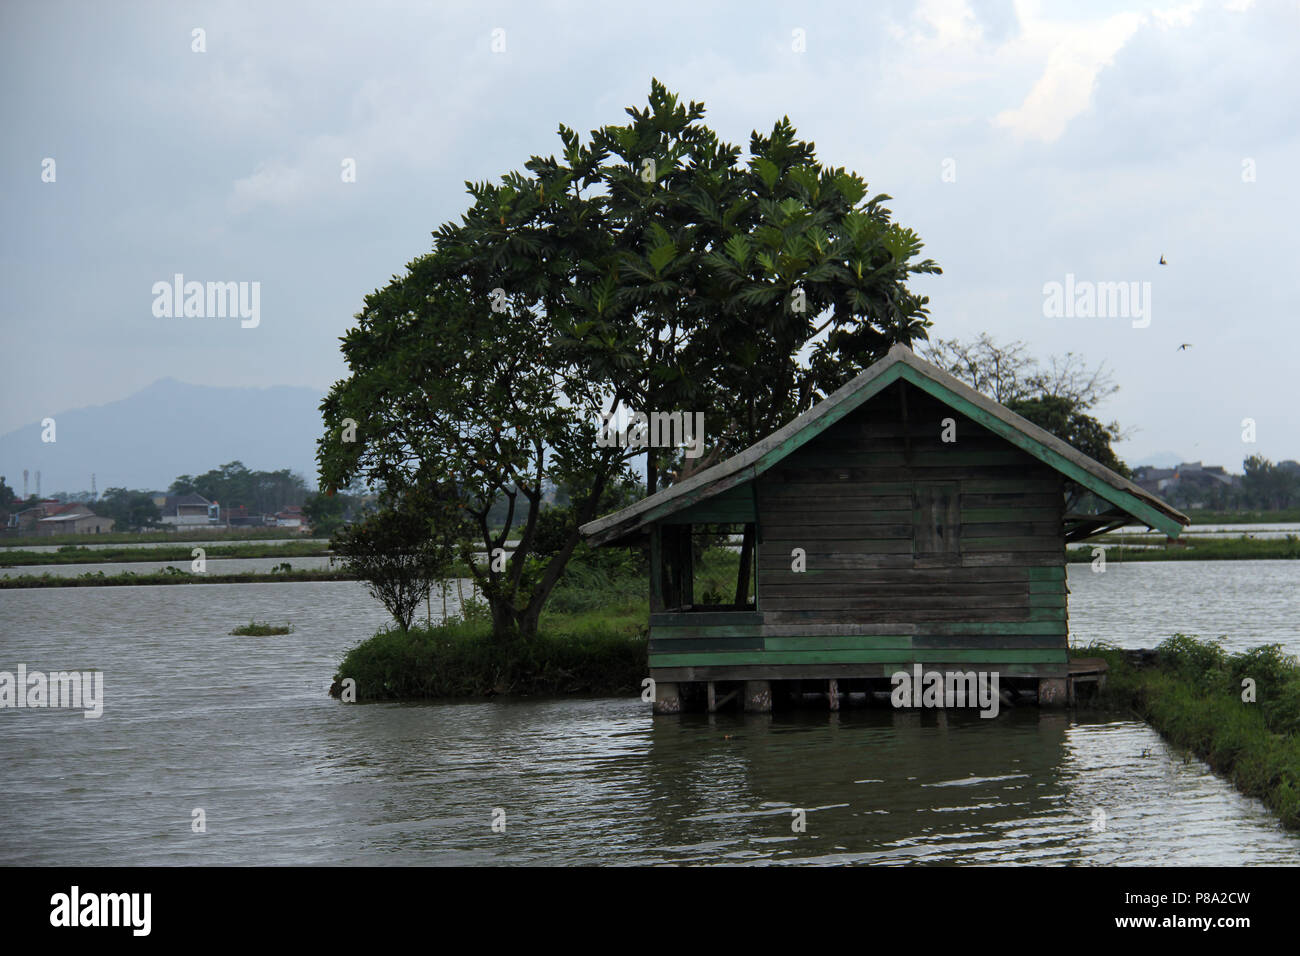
(0, 541), (332, 567)
(0, 528), (321, 548)
(329, 546), (750, 702)
(230, 620), (295, 636)
(0, 568), (357, 588)
(1183, 508), (1300, 525)
(332, 617), (647, 699)
(1076, 635), (1300, 829)
(1067, 534), (1300, 562)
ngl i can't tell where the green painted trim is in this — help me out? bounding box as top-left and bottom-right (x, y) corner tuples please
(765, 636), (914, 651)
(752, 363), (908, 474)
(648, 637), (764, 652)
(897, 366), (1185, 537)
(650, 621), (1067, 639)
(648, 649), (1069, 667)
(1027, 567), (1066, 580)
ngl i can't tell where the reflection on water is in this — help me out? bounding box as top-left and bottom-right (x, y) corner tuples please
(1, 564), (1298, 865)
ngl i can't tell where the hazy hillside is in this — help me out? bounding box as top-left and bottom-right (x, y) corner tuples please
(0, 379), (326, 495)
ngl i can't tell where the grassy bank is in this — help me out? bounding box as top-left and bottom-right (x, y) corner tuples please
(1184, 508), (1300, 525)
(330, 548), (748, 701)
(1079, 636), (1300, 829)
(1067, 534), (1300, 562)
(0, 541), (334, 566)
(0, 568), (356, 588)
(332, 616), (648, 699)
(0, 528), (320, 548)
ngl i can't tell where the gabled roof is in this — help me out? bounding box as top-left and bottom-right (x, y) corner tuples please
(163, 493), (213, 508)
(581, 343), (1190, 546)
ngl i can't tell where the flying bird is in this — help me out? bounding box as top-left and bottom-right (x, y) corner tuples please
(1178, 343), (1193, 351)
(1159, 255), (1167, 265)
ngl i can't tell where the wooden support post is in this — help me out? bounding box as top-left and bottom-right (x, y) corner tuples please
(1038, 677), (1067, 708)
(707, 681), (717, 713)
(827, 679), (839, 711)
(743, 680), (771, 713)
(653, 681), (681, 715)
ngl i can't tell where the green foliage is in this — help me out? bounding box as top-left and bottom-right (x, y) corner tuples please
(1240, 456), (1300, 511)
(1084, 636), (1300, 829)
(170, 461), (308, 514)
(0, 475), (16, 521)
(0, 568), (354, 588)
(1065, 534), (1300, 562)
(230, 620), (294, 636)
(0, 541), (329, 567)
(96, 487), (162, 531)
(332, 484), (466, 632)
(1008, 395), (1130, 477)
(318, 80), (940, 643)
(332, 618), (646, 700)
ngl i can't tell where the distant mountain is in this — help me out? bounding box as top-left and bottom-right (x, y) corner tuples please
(0, 379), (326, 495)
(1130, 451), (1187, 469)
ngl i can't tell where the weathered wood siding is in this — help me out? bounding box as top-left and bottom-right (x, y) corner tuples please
(647, 380), (1068, 678)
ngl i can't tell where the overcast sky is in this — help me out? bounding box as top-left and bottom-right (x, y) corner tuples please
(2, 0), (1296, 472)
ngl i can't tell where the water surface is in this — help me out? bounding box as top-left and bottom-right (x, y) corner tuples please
(2, 562), (1297, 865)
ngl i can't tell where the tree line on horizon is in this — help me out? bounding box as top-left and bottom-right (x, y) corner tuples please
(0, 461), (373, 533)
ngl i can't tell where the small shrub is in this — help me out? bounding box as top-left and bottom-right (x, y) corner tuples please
(231, 620), (295, 636)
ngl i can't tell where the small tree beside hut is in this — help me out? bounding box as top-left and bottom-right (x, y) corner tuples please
(332, 485), (464, 632)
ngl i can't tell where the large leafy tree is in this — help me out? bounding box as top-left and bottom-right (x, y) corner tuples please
(319, 80), (940, 642)
(97, 488), (162, 531)
(171, 461), (308, 514)
(1241, 456), (1300, 510)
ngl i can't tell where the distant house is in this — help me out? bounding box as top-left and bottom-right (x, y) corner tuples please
(1132, 466), (1177, 495)
(224, 504), (266, 528)
(11, 501), (116, 536)
(1133, 462), (1239, 503)
(273, 505), (306, 530)
(7, 499), (64, 533)
(154, 493), (218, 527)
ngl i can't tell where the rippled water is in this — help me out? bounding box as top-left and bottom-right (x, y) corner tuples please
(1, 563), (1298, 865)
(1067, 560), (1300, 655)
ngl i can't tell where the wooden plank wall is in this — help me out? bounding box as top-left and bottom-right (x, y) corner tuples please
(648, 380), (1068, 675)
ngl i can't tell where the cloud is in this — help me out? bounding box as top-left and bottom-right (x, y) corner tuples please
(994, 7), (1145, 142)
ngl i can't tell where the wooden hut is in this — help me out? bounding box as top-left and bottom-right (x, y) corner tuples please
(580, 344), (1189, 713)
